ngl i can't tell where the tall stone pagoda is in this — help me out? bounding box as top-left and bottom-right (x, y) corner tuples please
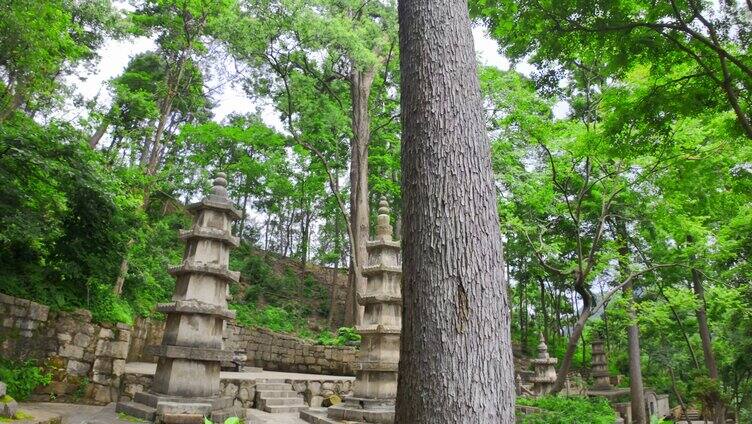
(530, 333), (558, 395)
(117, 172), (245, 423)
(326, 197), (402, 423)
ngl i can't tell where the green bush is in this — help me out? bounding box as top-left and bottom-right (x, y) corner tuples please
(517, 395), (616, 424)
(316, 327), (361, 346)
(231, 303), (311, 337)
(0, 359), (52, 400)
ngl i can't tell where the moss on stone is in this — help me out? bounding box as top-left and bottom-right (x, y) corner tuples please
(0, 409), (32, 422)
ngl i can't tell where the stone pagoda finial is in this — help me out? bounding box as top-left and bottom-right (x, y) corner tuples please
(529, 333), (558, 396)
(375, 196), (393, 242)
(325, 197), (401, 424)
(117, 171), (244, 423)
(210, 172), (229, 197)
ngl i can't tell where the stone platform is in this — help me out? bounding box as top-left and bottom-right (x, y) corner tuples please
(121, 362), (355, 412)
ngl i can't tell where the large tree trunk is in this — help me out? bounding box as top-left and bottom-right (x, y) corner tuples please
(692, 267), (726, 424)
(344, 66), (375, 326)
(396, 0), (516, 421)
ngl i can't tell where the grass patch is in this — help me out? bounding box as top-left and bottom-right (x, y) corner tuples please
(0, 410), (34, 422)
(517, 395), (616, 424)
(117, 412), (147, 422)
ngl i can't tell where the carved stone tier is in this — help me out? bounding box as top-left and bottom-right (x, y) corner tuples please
(117, 172), (244, 423)
(156, 300), (236, 320)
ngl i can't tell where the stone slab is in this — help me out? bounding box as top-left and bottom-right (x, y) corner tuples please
(156, 300), (236, 319)
(146, 344), (234, 362)
(168, 262), (240, 283)
(179, 228), (239, 247)
(134, 391), (234, 410)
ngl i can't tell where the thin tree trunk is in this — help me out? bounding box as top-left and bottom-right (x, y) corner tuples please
(344, 66), (375, 326)
(327, 204), (341, 329)
(692, 267), (726, 424)
(540, 279), (548, 343)
(113, 239), (135, 295)
(616, 220), (647, 424)
(89, 119), (109, 149)
(625, 281), (647, 424)
(396, 0), (515, 420)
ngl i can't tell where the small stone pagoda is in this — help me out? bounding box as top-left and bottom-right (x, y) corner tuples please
(529, 333), (558, 395)
(117, 173), (244, 423)
(325, 197), (402, 423)
(591, 339), (612, 390)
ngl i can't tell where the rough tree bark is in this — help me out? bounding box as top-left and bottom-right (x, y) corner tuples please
(344, 66), (375, 326)
(396, 0), (516, 421)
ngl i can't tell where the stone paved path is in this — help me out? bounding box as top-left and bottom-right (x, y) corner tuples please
(19, 402), (308, 424)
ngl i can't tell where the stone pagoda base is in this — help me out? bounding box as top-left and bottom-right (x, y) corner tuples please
(117, 390), (245, 423)
(300, 400), (393, 424)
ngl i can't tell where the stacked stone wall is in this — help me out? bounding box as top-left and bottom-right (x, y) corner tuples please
(225, 324), (357, 376)
(0, 293), (129, 404)
(2, 292), (356, 407)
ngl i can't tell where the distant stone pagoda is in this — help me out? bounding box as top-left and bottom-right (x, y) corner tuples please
(118, 172), (245, 423)
(529, 333), (558, 396)
(591, 339), (612, 390)
(305, 197), (401, 424)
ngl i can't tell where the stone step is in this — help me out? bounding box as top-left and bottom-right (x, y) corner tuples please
(255, 383), (292, 391)
(262, 397), (305, 407)
(211, 406), (247, 422)
(258, 390), (300, 399)
(262, 404), (308, 414)
(116, 401), (156, 421)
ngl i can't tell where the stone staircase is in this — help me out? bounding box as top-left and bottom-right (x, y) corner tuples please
(254, 380), (307, 413)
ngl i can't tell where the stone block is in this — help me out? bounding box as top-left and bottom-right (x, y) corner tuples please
(99, 328), (115, 340)
(0, 293), (14, 304)
(27, 303), (49, 321)
(223, 382), (238, 397)
(112, 359), (126, 376)
(93, 384), (114, 403)
(2, 317), (13, 328)
(10, 305), (26, 317)
(117, 329), (131, 342)
(0, 382), (5, 397)
(19, 329), (33, 338)
(310, 395), (324, 407)
(0, 396), (18, 418)
(66, 359), (91, 376)
(93, 358), (112, 374)
(92, 373), (111, 385)
(161, 413), (205, 424)
(74, 332), (91, 348)
(81, 323), (96, 336)
(157, 402), (212, 416)
(59, 344), (84, 359)
(73, 308), (93, 322)
(57, 333), (72, 343)
(15, 319), (38, 331)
